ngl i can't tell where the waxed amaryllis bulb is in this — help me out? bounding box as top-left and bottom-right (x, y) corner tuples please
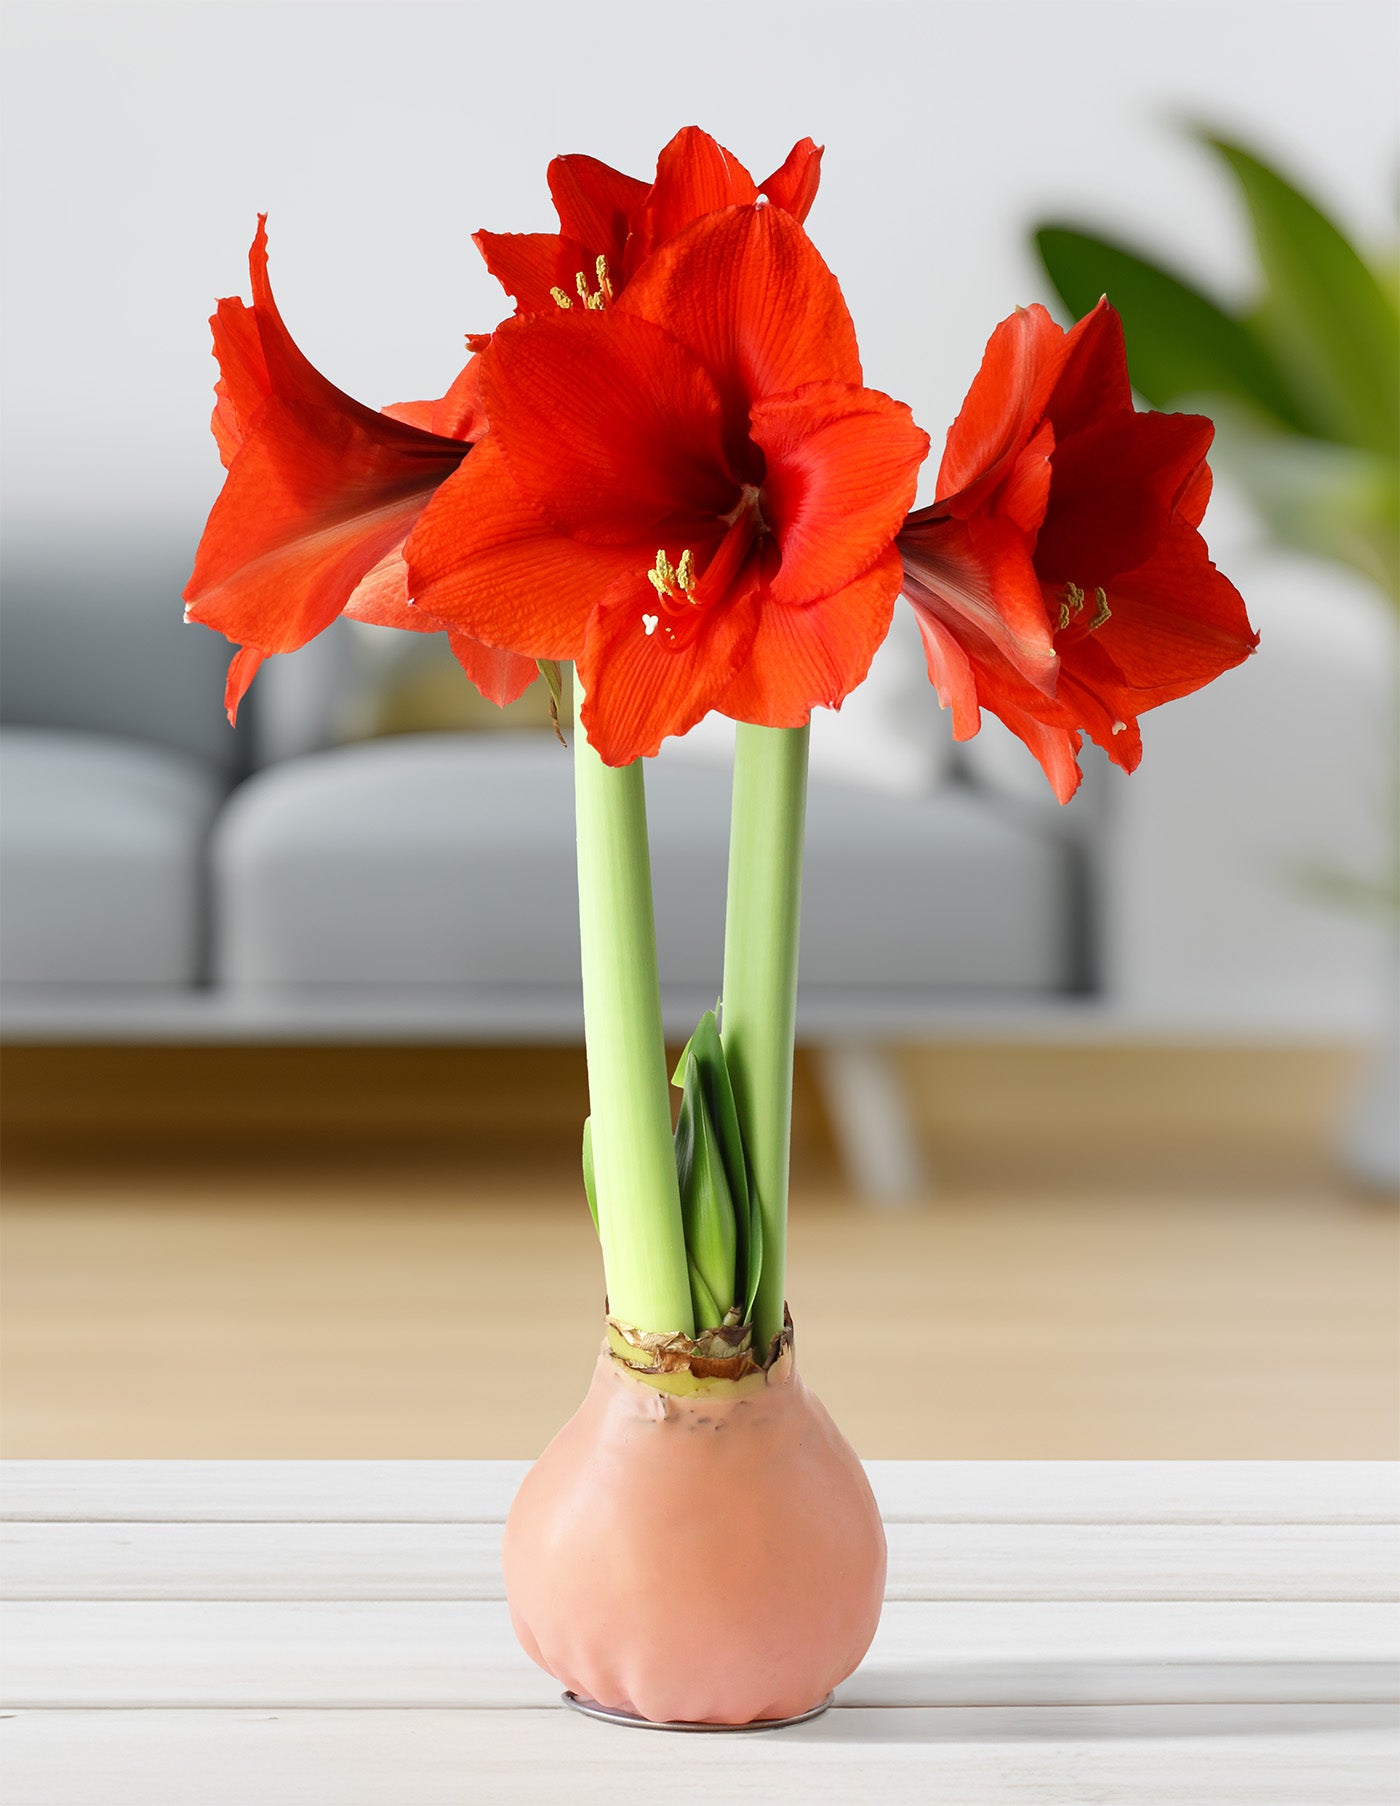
(502, 1329), (885, 1726)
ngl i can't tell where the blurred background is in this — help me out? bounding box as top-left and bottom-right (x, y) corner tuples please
(1, 0), (1396, 1459)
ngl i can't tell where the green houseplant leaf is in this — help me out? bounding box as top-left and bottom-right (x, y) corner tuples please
(1203, 134), (1400, 456)
(673, 1034), (737, 1325)
(672, 1009), (761, 1328)
(1035, 224), (1311, 431)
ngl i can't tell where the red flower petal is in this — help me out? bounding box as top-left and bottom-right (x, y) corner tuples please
(995, 703), (1087, 802)
(750, 381), (928, 603)
(912, 607), (982, 741)
(912, 602), (1087, 800)
(1077, 522), (1258, 707)
(898, 511), (1058, 694)
(618, 206), (863, 428)
(474, 229), (588, 313)
(1045, 299), (1135, 438)
(759, 139), (824, 222)
(384, 357), (487, 444)
(1034, 408), (1215, 586)
(209, 297), (270, 467)
(343, 548), (414, 625)
(379, 399), (436, 432)
(480, 310), (736, 544)
(1176, 459), (1213, 529)
(1054, 647), (1144, 772)
(578, 571), (762, 764)
(638, 127), (758, 262)
(446, 633), (539, 708)
(994, 419), (1055, 538)
(342, 545), (537, 707)
(224, 645), (265, 725)
(241, 218), (402, 431)
(186, 219), (471, 671)
(185, 395), (464, 655)
(405, 437), (634, 658)
(547, 153), (649, 263)
(936, 303), (1071, 508)
(717, 545), (904, 727)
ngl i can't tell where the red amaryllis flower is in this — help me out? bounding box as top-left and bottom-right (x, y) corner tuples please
(405, 203), (930, 766)
(898, 300), (1258, 802)
(475, 126), (823, 324)
(183, 218), (536, 721)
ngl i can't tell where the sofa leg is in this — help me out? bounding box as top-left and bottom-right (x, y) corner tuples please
(811, 1042), (928, 1205)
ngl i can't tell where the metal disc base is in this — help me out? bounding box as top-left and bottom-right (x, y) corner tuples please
(563, 1689), (834, 1732)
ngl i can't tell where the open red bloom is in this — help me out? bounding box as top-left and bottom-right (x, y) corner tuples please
(183, 218), (536, 721)
(405, 204), (929, 765)
(475, 126), (823, 324)
(897, 301), (1258, 802)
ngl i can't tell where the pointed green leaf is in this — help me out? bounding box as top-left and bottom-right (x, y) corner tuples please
(581, 1116), (599, 1237)
(744, 1171), (764, 1325)
(687, 1257), (723, 1335)
(680, 1012), (750, 1220)
(1203, 134), (1400, 455)
(1034, 224), (1312, 431)
(673, 1010), (757, 1323)
(674, 1044), (737, 1322)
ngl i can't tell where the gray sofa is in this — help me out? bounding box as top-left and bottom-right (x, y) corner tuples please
(0, 533), (1101, 1193)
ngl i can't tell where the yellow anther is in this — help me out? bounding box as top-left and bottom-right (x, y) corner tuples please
(1089, 586), (1112, 631)
(648, 549), (678, 599)
(647, 547), (698, 603)
(567, 256), (614, 312)
(1056, 582), (1091, 634)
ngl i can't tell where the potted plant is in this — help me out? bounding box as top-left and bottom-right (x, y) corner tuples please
(184, 126), (1257, 1726)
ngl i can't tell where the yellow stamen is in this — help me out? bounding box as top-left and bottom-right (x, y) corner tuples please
(1056, 581), (1085, 631)
(647, 547), (698, 603)
(565, 256), (613, 312)
(1056, 581), (1112, 634)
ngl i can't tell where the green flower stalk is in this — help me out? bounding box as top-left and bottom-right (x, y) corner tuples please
(720, 723), (810, 1353)
(573, 668), (693, 1338)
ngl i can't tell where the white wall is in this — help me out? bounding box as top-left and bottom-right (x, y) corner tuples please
(4, 0), (1395, 529)
(3, 0), (1396, 1035)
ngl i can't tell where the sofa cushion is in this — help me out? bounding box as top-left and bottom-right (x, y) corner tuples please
(1, 528), (245, 778)
(0, 728), (223, 985)
(214, 734), (1076, 997)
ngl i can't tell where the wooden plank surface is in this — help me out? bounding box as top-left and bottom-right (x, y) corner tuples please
(5, 1517), (1397, 1603)
(2, 1707), (1396, 1806)
(5, 1597), (1398, 1708)
(4, 1461), (1396, 1803)
(5, 1459), (1396, 1523)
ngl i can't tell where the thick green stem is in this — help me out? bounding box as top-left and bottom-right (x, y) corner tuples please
(573, 669), (694, 1337)
(721, 723), (810, 1352)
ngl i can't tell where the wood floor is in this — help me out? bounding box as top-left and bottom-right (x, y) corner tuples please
(1, 1044), (1395, 1459)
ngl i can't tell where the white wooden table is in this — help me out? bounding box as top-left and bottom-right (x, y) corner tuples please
(2, 1461), (1397, 1803)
